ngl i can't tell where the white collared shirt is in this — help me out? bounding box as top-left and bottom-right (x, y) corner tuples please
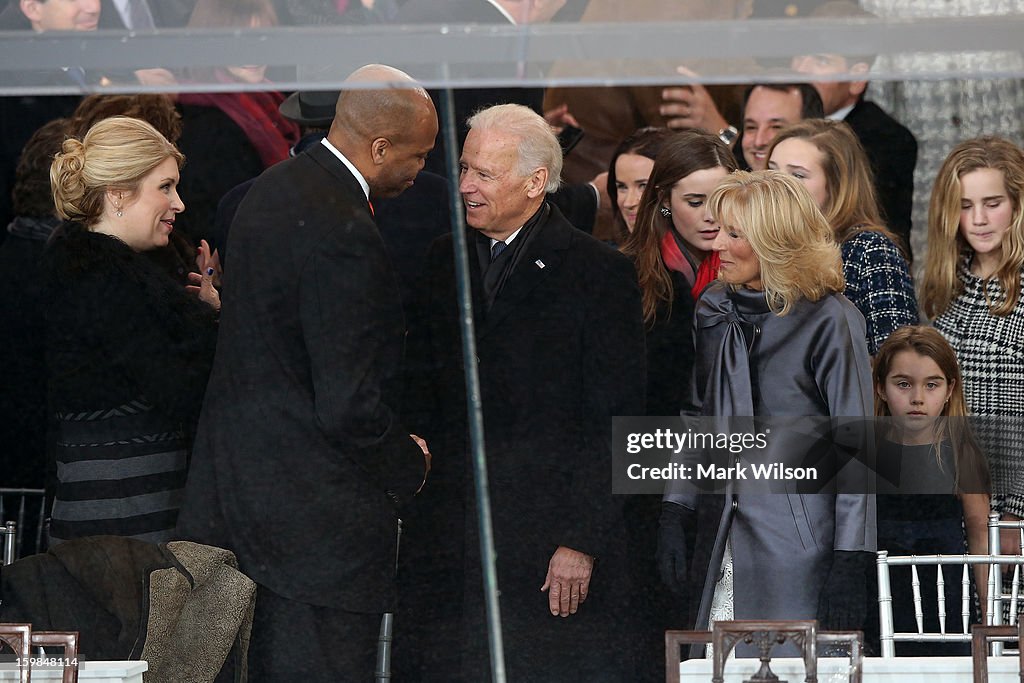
(111, 0), (153, 29)
(110, 0), (131, 24)
(491, 226), (524, 250)
(484, 0), (517, 24)
(320, 138), (370, 202)
(828, 103), (856, 122)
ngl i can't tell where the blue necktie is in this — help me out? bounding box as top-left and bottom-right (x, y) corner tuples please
(490, 240), (507, 262)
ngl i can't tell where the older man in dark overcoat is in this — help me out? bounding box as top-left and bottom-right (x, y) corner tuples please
(407, 103), (646, 681)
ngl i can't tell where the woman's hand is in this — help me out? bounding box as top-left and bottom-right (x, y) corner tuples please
(194, 239), (222, 287)
(186, 239), (222, 311)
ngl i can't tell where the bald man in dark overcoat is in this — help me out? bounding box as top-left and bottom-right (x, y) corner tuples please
(176, 65), (435, 681)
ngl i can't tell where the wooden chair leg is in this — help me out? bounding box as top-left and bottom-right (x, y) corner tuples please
(971, 624), (1018, 683)
(0, 623), (32, 683)
(664, 630), (712, 683)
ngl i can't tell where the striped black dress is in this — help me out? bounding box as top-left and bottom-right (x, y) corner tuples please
(42, 226), (217, 543)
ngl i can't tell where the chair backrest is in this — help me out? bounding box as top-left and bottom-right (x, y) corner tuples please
(666, 624), (863, 683)
(987, 512), (1024, 656)
(0, 488), (47, 561)
(665, 630), (713, 683)
(0, 625), (79, 683)
(0, 623), (32, 683)
(989, 512), (1024, 623)
(815, 631), (863, 683)
(711, 620), (819, 683)
(30, 630), (80, 683)
(876, 550), (1024, 657)
(970, 623), (1023, 683)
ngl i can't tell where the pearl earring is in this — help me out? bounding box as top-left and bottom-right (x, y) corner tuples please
(116, 207), (123, 217)
(659, 206), (672, 218)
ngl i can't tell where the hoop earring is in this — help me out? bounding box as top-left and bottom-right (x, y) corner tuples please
(659, 206), (672, 218)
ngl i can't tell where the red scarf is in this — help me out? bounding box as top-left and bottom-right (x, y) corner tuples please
(180, 84), (300, 169)
(659, 231), (721, 300)
(692, 252), (721, 300)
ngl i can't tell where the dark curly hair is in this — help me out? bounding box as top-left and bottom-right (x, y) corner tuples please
(69, 94), (183, 143)
(13, 118), (69, 218)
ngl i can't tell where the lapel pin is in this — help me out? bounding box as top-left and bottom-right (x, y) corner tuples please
(535, 259), (545, 269)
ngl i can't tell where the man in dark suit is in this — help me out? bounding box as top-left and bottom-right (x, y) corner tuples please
(211, 89), (453, 312)
(407, 103), (645, 681)
(175, 64), (434, 682)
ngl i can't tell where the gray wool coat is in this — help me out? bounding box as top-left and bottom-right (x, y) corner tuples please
(667, 283), (877, 629)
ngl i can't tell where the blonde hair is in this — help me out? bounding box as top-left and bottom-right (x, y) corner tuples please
(922, 136), (1024, 318)
(50, 116), (183, 227)
(873, 325), (988, 493)
(767, 118), (906, 255)
(706, 170), (844, 315)
(467, 104), (562, 193)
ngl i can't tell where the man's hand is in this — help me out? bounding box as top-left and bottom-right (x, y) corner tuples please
(411, 434), (431, 494)
(660, 66), (729, 134)
(135, 68), (178, 88)
(540, 546), (593, 617)
(543, 103), (580, 134)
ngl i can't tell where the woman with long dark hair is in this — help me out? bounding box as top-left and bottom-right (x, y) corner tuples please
(617, 130), (738, 680)
(605, 126), (674, 244)
(620, 129), (738, 415)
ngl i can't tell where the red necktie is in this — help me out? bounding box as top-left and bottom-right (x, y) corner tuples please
(368, 200), (374, 217)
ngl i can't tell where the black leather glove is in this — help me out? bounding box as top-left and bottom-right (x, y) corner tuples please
(657, 502), (692, 596)
(817, 550), (873, 630)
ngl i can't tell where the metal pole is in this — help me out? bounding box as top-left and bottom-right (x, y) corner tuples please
(989, 512), (1005, 655)
(375, 519), (401, 682)
(877, 550), (895, 657)
(3, 521), (16, 566)
(439, 86), (506, 683)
